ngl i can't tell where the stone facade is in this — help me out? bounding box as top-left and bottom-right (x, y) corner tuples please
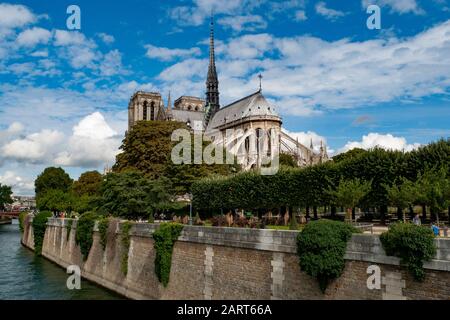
(21, 218), (450, 300)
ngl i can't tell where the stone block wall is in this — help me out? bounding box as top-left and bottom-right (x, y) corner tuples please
(21, 217), (450, 300)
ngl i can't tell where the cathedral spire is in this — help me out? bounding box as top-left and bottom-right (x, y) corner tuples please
(166, 91), (172, 120)
(205, 10), (220, 127)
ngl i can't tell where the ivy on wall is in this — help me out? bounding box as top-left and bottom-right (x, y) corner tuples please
(120, 221), (133, 275)
(380, 223), (436, 281)
(153, 223), (184, 287)
(75, 212), (97, 261)
(296, 220), (358, 293)
(32, 211), (52, 256)
(19, 212), (28, 233)
(98, 217), (110, 251)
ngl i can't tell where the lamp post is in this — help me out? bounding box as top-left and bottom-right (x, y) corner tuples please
(188, 193), (193, 226)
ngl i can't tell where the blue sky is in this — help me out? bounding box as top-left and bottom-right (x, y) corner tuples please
(0, 0), (449, 195)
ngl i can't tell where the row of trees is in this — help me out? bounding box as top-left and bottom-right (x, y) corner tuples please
(192, 139), (450, 222)
(0, 184), (13, 211)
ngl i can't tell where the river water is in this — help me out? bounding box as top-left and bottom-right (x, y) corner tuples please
(0, 221), (124, 300)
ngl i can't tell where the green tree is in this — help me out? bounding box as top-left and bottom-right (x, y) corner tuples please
(0, 184), (13, 210)
(72, 171), (103, 197)
(35, 167), (72, 197)
(332, 148), (367, 163)
(113, 121), (187, 179)
(279, 153), (298, 167)
(385, 178), (419, 221)
(416, 167), (450, 222)
(327, 178), (372, 222)
(100, 171), (178, 220)
(114, 121), (239, 194)
(36, 189), (76, 215)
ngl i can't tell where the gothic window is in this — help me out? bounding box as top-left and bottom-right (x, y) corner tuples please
(195, 106), (199, 111)
(267, 130), (272, 157)
(188, 105), (192, 111)
(143, 101), (148, 121)
(150, 101), (155, 120)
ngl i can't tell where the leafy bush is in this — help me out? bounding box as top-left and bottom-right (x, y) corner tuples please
(75, 211), (97, 261)
(120, 221), (133, 275)
(98, 217), (110, 251)
(380, 223), (436, 281)
(296, 220), (357, 293)
(153, 223), (183, 287)
(19, 211), (28, 233)
(211, 215), (227, 227)
(32, 211), (53, 256)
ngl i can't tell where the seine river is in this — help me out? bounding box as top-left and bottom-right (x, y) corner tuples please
(0, 221), (123, 300)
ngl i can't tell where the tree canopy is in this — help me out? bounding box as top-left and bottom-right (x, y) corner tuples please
(72, 171), (103, 197)
(35, 167), (72, 197)
(0, 184), (13, 210)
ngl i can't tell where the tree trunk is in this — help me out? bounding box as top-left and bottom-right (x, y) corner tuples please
(422, 205), (427, 223)
(397, 207), (403, 222)
(331, 206), (337, 218)
(352, 207), (356, 222)
(313, 206), (318, 220)
(409, 206), (414, 220)
(448, 206), (450, 224)
(380, 205), (387, 224)
(306, 207), (310, 220)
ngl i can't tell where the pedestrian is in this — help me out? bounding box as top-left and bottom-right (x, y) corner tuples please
(431, 222), (440, 237)
(412, 213), (421, 226)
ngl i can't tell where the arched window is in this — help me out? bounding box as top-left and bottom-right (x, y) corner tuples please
(150, 101), (155, 120)
(187, 105), (192, 111)
(195, 106), (199, 111)
(143, 101), (148, 121)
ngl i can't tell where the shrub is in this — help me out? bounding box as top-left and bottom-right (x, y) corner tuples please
(211, 215), (227, 227)
(233, 216), (248, 228)
(75, 211), (97, 261)
(19, 211), (28, 233)
(296, 220), (357, 293)
(120, 221), (133, 275)
(380, 223), (436, 281)
(153, 223), (184, 287)
(32, 211), (53, 256)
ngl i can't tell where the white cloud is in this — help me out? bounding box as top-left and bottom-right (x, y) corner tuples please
(16, 27), (51, 47)
(338, 133), (421, 154)
(2, 129), (64, 163)
(54, 30), (94, 47)
(0, 3), (35, 28)
(282, 129), (329, 153)
(97, 32), (115, 44)
(145, 44), (201, 61)
(99, 49), (127, 76)
(218, 15), (267, 32)
(315, 1), (346, 20)
(0, 171), (34, 195)
(55, 112), (121, 168)
(294, 10), (308, 21)
(362, 0), (424, 15)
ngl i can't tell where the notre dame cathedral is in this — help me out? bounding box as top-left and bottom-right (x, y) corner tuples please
(128, 16), (328, 170)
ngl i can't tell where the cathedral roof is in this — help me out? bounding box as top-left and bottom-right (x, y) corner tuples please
(171, 109), (204, 125)
(207, 90), (281, 130)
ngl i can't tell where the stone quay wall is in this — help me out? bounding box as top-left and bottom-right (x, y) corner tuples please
(21, 217), (450, 300)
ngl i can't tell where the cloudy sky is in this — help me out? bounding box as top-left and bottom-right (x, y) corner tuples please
(0, 0), (449, 195)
